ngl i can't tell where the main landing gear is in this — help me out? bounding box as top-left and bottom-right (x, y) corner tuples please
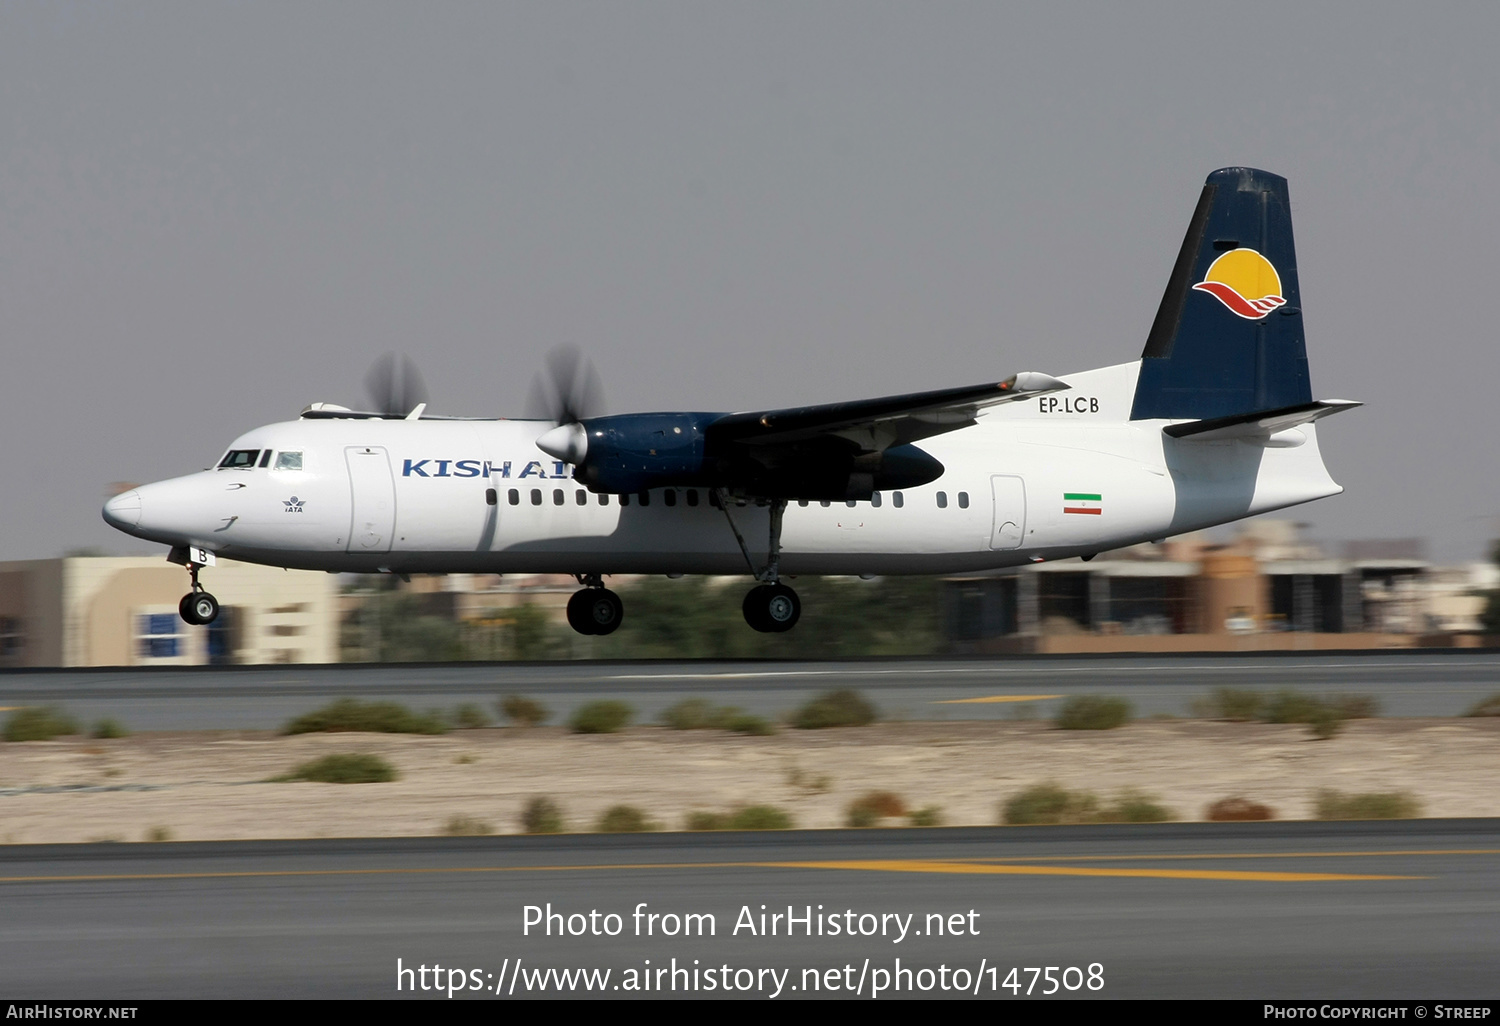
(178, 563), (220, 626)
(566, 574), (623, 636)
(717, 491), (802, 633)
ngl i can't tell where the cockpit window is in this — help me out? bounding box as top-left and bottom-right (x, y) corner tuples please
(274, 451), (303, 471)
(218, 449), (261, 469)
(258, 450), (273, 468)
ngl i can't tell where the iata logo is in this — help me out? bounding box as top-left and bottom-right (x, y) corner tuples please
(1191, 248), (1285, 320)
(283, 496), (306, 513)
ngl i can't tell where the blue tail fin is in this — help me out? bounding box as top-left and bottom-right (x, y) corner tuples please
(1130, 167), (1312, 421)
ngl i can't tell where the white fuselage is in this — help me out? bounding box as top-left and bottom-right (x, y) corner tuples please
(104, 362), (1343, 577)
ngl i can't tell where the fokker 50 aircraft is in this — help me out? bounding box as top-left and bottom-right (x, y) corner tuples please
(104, 167), (1358, 636)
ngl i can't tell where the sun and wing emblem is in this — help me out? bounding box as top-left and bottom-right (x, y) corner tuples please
(1191, 248), (1286, 320)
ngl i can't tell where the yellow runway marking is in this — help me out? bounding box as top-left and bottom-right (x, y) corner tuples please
(935, 694), (1063, 704)
(766, 860), (1421, 882)
(946, 849), (1500, 864)
(0, 854), (1434, 886)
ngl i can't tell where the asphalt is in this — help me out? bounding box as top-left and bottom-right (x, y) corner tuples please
(1, 820), (1497, 999)
(2, 650), (1499, 729)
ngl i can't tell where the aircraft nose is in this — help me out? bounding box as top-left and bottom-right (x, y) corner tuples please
(102, 489), (142, 530)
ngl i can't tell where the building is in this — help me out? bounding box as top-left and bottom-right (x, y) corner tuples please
(0, 557), (339, 667)
(942, 522), (1486, 654)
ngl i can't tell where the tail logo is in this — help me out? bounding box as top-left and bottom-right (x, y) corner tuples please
(1191, 248), (1285, 320)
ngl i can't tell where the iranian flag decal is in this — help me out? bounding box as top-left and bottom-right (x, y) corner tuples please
(1064, 492), (1102, 515)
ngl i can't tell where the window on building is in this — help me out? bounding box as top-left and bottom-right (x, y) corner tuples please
(136, 612), (186, 659)
(937, 491), (948, 509)
(0, 617), (24, 659)
(274, 451), (303, 471)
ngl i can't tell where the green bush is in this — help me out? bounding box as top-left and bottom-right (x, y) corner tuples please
(791, 689), (878, 729)
(144, 826), (173, 842)
(728, 805), (794, 830)
(90, 718), (130, 739)
(1313, 790), (1422, 820)
(726, 713), (775, 736)
(271, 753), (398, 784)
(443, 815), (494, 836)
(1098, 791), (1175, 823)
(683, 805), (794, 831)
(1053, 696), (1132, 730)
(521, 796), (565, 834)
(1261, 690), (1326, 724)
(3, 706), (79, 742)
(1197, 688), (1266, 721)
(909, 806), (944, 827)
(1328, 694), (1380, 719)
(595, 805), (658, 833)
(499, 695), (550, 726)
(1002, 783), (1175, 824)
(1306, 704), (1345, 740)
(661, 698), (726, 730)
(1002, 783), (1102, 825)
(685, 811), (730, 830)
(569, 700), (634, 734)
(1205, 797), (1276, 821)
(846, 791), (907, 828)
(451, 703), (491, 729)
(282, 699), (448, 735)
(1464, 694), (1500, 717)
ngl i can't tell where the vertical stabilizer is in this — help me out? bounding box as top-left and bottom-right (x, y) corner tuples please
(1131, 168), (1312, 421)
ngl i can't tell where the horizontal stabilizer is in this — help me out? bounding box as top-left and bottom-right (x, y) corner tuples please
(1163, 399), (1361, 440)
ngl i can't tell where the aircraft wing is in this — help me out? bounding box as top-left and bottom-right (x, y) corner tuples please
(705, 372), (1068, 453)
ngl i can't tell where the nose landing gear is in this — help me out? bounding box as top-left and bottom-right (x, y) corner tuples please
(178, 562), (220, 626)
(566, 574), (623, 636)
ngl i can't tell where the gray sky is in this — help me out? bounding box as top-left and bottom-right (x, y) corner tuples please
(3, 2), (1497, 561)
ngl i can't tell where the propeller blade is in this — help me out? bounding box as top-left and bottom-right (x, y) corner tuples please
(526, 347), (604, 425)
(365, 353), (429, 418)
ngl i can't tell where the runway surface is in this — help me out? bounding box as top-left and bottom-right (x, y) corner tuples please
(2, 820), (1497, 999)
(2, 650), (1499, 729)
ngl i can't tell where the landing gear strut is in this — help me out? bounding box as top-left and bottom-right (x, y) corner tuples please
(716, 491), (802, 633)
(178, 563), (220, 626)
(566, 573), (623, 636)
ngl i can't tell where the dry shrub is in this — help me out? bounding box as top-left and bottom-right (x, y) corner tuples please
(1205, 797), (1276, 821)
(520, 796), (565, 834)
(499, 695), (550, 726)
(1313, 790), (1422, 820)
(846, 791), (908, 828)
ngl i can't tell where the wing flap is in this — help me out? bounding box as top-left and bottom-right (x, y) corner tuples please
(708, 372), (1068, 450)
(1162, 399), (1361, 440)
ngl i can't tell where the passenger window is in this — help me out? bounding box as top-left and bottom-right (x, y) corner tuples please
(485, 488), (497, 506)
(576, 490), (587, 506)
(258, 450), (273, 468)
(274, 451), (303, 471)
(599, 494), (609, 506)
(686, 490), (699, 507)
(218, 449), (260, 469)
(620, 493), (630, 507)
(531, 489), (542, 506)
(664, 490), (677, 507)
(798, 499), (808, 508)
(893, 491), (904, 508)
(871, 492), (882, 508)
(553, 489), (564, 506)
(508, 489), (519, 506)
(638, 491), (651, 507)
(846, 500), (857, 508)
(937, 491), (948, 509)
(820, 500), (831, 508)
(709, 491), (722, 509)
(958, 491), (970, 509)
